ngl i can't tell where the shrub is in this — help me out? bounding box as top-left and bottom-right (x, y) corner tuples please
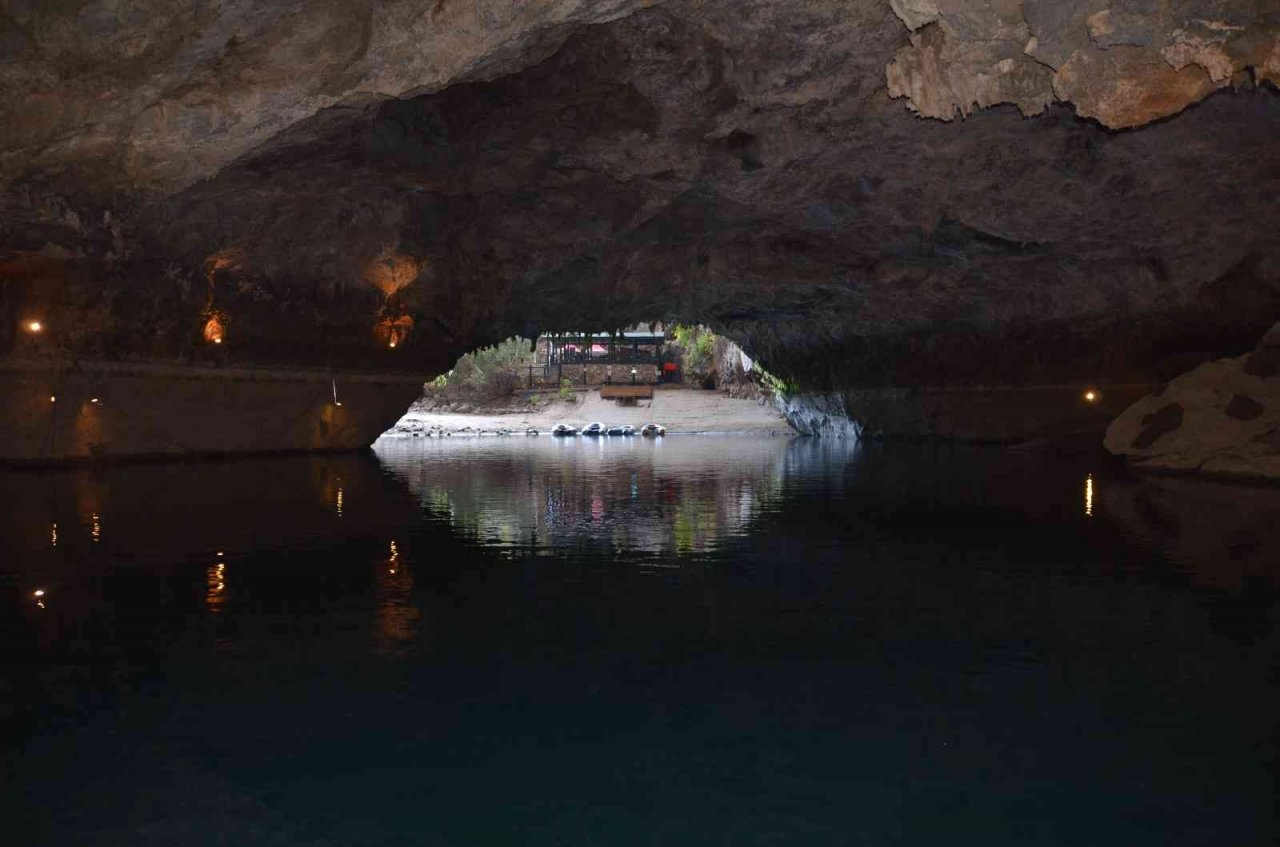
(428, 337), (532, 401)
(671, 324), (717, 384)
(757, 366), (796, 397)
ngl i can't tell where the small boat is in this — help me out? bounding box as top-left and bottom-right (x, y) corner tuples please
(581, 422), (606, 437)
(552, 423), (579, 437)
(606, 425), (635, 436)
(640, 423), (666, 437)
(525, 428), (539, 436)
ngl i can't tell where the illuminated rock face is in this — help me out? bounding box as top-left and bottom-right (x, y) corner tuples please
(885, 0), (1280, 127)
(1106, 324), (1280, 481)
(1, 2), (1279, 459)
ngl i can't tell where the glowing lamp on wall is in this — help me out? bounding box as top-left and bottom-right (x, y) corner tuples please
(203, 313), (226, 345)
(25, 320), (44, 333)
(374, 314), (414, 350)
(1083, 389), (1101, 403)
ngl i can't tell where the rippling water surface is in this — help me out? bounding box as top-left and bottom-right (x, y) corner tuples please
(2, 436), (1277, 845)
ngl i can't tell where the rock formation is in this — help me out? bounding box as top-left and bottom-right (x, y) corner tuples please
(1, 1), (1278, 459)
(1106, 323), (1280, 481)
(886, 0), (1280, 128)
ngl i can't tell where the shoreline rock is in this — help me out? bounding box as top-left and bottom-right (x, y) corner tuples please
(1105, 324), (1280, 482)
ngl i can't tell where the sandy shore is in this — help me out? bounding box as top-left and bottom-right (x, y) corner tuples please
(382, 387), (793, 437)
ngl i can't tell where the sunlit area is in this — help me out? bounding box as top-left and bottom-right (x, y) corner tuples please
(382, 324), (797, 439)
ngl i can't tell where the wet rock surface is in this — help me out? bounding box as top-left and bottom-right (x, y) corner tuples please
(1105, 324), (1280, 481)
(2, 2), (1279, 451)
(775, 393), (861, 439)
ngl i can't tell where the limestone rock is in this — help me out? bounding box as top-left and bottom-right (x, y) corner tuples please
(886, 22), (1056, 119)
(1053, 44), (1219, 128)
(890, 0), (941, 30)
(1, 1), (1279, 416)
(886, 0), (1278, 128)
(775, 392), (861, 438)
(0, 0), (659, 193)
(1105, 324), (1280, 481)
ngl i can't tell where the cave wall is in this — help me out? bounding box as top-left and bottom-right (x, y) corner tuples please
(0, 360), (422, 464)
(2, 1), (1279, 458)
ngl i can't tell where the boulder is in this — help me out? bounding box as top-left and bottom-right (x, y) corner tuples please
(1105, 324), (1280, 481)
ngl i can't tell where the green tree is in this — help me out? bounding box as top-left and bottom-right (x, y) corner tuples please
(430, 337), (533, 400)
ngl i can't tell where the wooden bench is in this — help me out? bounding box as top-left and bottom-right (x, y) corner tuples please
(600, 385), (654, 406)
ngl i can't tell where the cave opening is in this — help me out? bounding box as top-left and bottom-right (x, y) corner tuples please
(381, 324), (799, 439)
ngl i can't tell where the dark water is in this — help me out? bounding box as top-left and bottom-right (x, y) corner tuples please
(2, 436), (1277, 846)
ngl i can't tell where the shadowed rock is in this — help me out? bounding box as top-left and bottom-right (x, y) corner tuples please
(1133, 403), (1185, 450)
(1226, 394), (1265, 421)
(1107, 323), (1280, 481)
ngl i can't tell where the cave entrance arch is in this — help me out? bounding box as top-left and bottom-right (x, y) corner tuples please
(380, 323), (788, 440)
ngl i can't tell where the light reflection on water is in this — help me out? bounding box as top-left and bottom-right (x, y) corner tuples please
(375, 436), (793, 558)
(204, 560), (225, 614)
(0, 437), (1277, 844)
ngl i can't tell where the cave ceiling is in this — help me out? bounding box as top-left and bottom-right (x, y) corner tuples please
(1, 0), (1279, 386)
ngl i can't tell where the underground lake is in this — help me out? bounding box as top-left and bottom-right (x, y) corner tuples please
(2, 435), (1277, 844)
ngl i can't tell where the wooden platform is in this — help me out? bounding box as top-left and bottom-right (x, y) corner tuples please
(600, 385), (654, 405)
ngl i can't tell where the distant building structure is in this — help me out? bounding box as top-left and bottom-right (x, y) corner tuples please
(530, 325), (676, 387)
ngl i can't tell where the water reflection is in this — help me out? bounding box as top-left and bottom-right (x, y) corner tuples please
(2, 440), (1277, 599)
(2, 439), (1278, 844)
(205, 561), (226, 614)
(0, 456), (420, 567)
(375, 437), (793, 558)
(374, 538), (418, 655)
(1099, 473), (1280, 589)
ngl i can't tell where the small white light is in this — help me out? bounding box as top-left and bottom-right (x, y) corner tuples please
(1084, 390), (1099, 403)
(216, 551), (224, 557)
(90, 397), (100, 404)
(26, 320), (43, 333)
(213, 337), (223, 345)
(389, 341), (397, 349)
(33, 589), (45, 597)
(49, 395), (56, 403)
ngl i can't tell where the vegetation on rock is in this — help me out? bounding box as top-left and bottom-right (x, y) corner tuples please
(425, 337), (533, 402)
